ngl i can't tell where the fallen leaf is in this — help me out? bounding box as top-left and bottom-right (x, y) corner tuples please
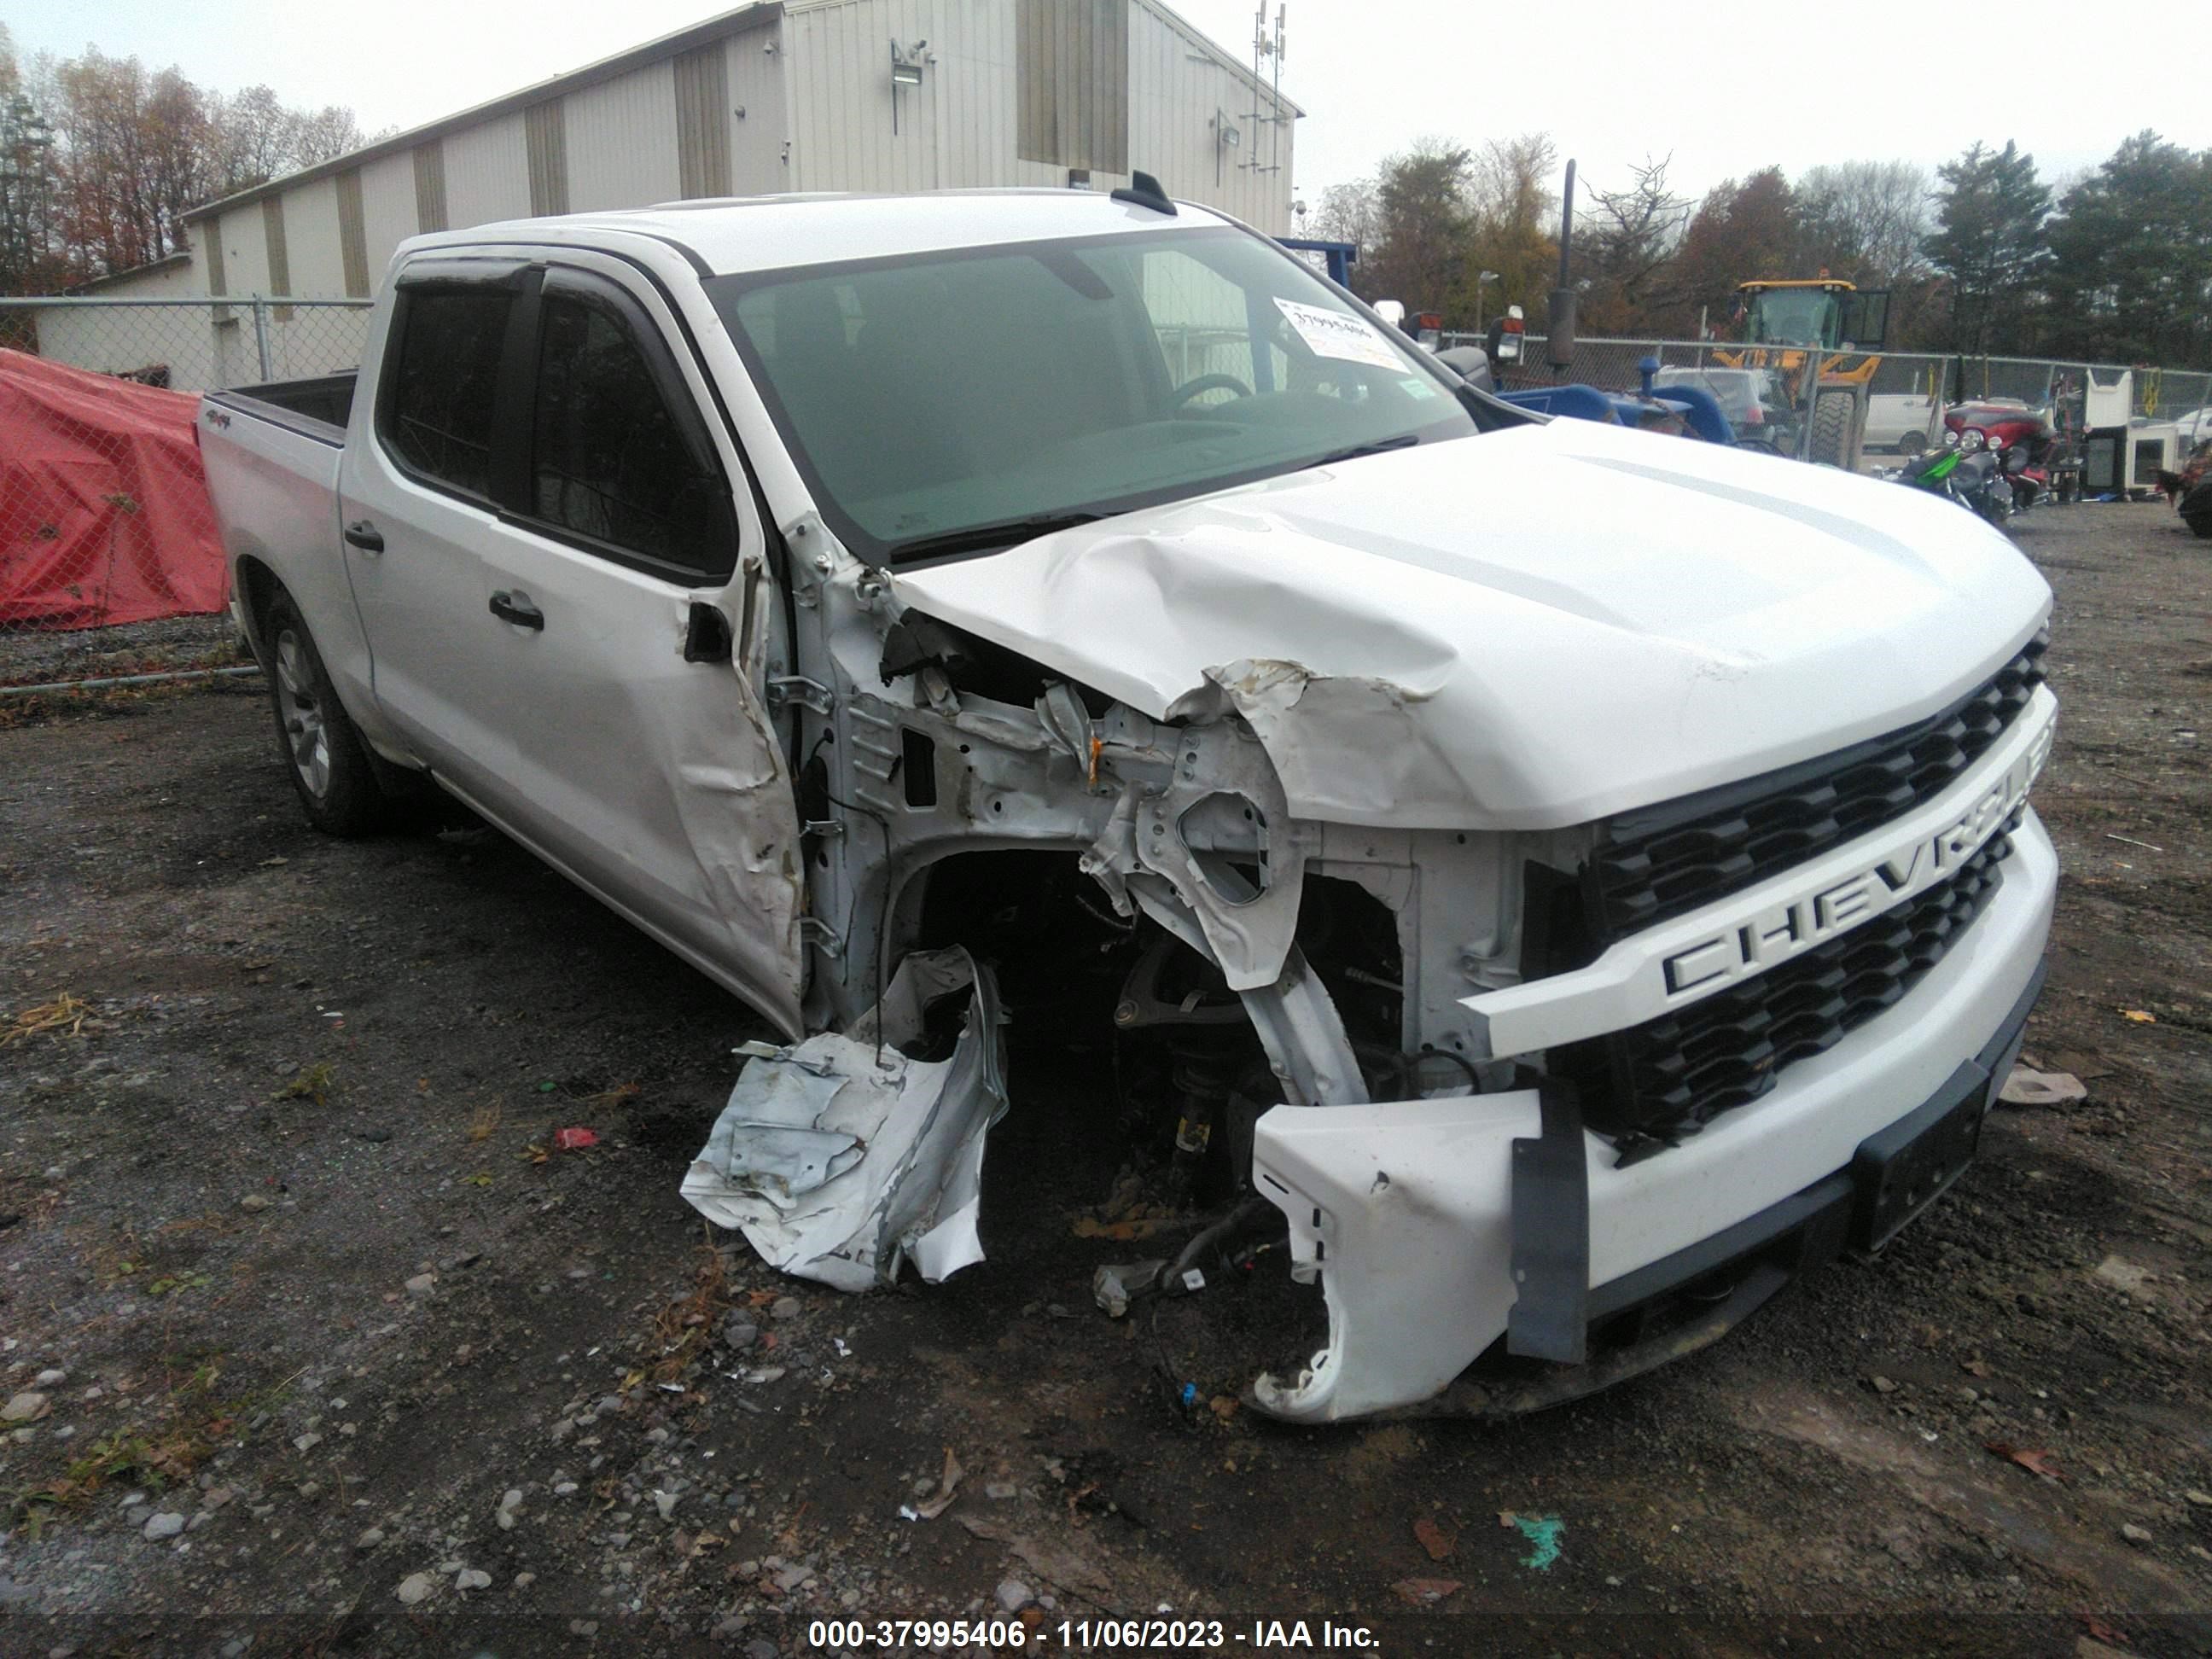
(2121, 1009), (2157, 1024)
(1392, 1578), (1461, 1606)
(1986, 1441), (2064, 1481)
(1412, 1516), (1456, 1561)
(1961, 1356), (1991, 1378)
(552, 1126), (599, 1151)
(1208, 1394), (1238, 1423)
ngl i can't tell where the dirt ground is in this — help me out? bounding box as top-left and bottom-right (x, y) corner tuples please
(2, 500), (2209, 1658)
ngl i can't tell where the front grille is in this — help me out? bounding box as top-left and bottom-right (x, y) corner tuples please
(1556, 831), (2013, 1147)
(1585, 632), (2046, 946)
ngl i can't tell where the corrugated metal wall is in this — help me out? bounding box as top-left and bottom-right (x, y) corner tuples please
(674, 44), (735, 198)
(335, 170), (370, 296)
(443, 114), (531, 230)
(260, 198), (292, 302)
(411, 143), (451, 234)
(525, 102), (571, 216)
(1015, 0), (1126, 174)
(568, 66), (681, 212)
(362, 154), (419, 271)
(781, 0), (1289, 228)
(725, 19), (790, 193)
(280, 178), (347, 300)
(103, 0), (1293, 303)
(1126, 0), (1289, 231)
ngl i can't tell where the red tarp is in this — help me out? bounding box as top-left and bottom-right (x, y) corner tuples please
(0, 348), (228, 630)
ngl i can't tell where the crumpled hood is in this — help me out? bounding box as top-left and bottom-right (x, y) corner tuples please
(894, 418), (2052, 830)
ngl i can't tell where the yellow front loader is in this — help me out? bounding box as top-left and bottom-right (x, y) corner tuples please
(1709, 278), (1889, 467)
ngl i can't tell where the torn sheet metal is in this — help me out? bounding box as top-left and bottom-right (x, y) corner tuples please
(681, 948), (1007, 1291)
(891, 426), (2052, 830)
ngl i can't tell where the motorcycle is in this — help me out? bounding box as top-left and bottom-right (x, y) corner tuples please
(1885, 428), (2012, 527)
(1948, 402), (2060, 512)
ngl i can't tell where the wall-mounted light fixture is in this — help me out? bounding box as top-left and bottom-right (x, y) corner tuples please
(890, 38), (927, 133)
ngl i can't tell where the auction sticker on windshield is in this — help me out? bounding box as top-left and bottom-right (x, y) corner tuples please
(1274, 298), (1403, 370)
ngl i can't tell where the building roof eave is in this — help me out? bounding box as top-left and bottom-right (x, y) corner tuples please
(183, 1), (785, 224)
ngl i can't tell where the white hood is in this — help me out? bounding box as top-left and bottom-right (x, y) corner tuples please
(894, 417), (2052, 830)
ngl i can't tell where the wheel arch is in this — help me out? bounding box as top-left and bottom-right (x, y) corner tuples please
(233, 555), (283, 663)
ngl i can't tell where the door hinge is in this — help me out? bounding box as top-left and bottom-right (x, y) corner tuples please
(798, 916), (845, 958)
(765, 675), (835, 715)
(800, 819), (846, 839)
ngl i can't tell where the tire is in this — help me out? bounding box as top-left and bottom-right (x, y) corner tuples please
(262, 590), (394, 836)
(2186, 512), (2212, 540)
(1807, 389), (1855, 468)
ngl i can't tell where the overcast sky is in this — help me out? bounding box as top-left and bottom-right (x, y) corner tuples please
(12, 0), (2208, 208)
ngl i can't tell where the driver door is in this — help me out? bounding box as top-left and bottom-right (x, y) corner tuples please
(463, 257), (804, 1035)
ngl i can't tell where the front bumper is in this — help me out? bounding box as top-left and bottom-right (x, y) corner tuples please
(1247, 809), (2058, 1423)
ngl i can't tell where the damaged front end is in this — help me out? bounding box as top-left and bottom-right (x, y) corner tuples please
(684, 502), (2056, 1424)
(682, 517), (1597, 1421)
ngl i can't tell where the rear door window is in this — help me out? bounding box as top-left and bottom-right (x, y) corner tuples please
(380, 288), (512, 498)
(527, 279), (735, 578)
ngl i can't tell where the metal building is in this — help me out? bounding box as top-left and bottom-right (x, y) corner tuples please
(84, 0), (1299, 331)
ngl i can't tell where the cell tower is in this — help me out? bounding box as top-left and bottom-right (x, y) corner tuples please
(1241, 3), (1287, 179)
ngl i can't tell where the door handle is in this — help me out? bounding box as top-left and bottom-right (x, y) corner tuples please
(342, 521), (384, 552)
(488, 590), (544, 631)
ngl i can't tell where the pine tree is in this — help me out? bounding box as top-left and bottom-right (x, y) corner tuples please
(1923, 141), (2050, 356)
(2044, 131), (2212, 369)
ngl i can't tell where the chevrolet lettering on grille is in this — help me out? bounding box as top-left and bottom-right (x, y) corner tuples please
(1661, 712), (2055, 1000)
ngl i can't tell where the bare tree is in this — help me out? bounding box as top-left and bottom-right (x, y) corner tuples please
(212, 84), (296, 194)
(1304, 178), (1376, 253)
(294, 106), (370, 169)
(1577, 154), (1690, 332)
(1796, 160), (1931, 286)
(16, 44), (375, 285)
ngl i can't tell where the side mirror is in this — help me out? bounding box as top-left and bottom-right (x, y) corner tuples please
(1435, 345), (1493, 393)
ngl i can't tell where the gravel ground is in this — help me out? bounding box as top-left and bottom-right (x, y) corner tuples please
(0, 614), (244, 690)
(1, 499), (2208, 1657)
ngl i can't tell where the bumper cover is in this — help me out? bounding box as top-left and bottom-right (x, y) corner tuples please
(1247, 810), (2057, 1423)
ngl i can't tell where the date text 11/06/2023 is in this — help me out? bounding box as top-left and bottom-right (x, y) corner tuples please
(806, 1617), (1384, 1651)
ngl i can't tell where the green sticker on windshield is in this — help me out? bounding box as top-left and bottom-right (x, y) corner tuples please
(1398, 375), (1438, 400)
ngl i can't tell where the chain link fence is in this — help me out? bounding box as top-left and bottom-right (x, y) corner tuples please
(1, 295), (370, 690)
(1448, 332), (2212, 463)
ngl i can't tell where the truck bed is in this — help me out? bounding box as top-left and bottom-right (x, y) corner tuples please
(210, 371), (358, 444)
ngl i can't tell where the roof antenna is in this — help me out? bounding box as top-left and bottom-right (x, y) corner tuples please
(1111, 171), (1177, 215)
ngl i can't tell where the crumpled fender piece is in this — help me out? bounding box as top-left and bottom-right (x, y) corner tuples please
(1247, 1091), (1538, 1422)
(680, 948), (1007, 1291)
(1190, 657), (1477, 834)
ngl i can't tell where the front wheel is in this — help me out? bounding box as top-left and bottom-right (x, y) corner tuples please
(263, 591), (394, 836)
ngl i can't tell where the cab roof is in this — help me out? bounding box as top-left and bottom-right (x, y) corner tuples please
(403, 189), (1238, 279)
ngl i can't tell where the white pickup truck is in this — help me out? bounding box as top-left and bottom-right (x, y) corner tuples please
(199, 181), (2058, 1422)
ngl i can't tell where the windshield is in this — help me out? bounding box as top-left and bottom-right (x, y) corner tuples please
(1747, 288), (1838, 349)
(706, 226), (1477, 563)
